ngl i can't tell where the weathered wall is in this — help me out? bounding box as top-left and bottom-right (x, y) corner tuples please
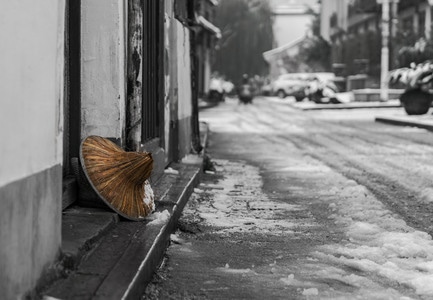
(126, 0), (143, 150)
(164, 0), (174, 162)
(81, 0), (127, 143)
(176, 22), (193, 159)
(0, 2), (64, 187)
(0, 0), (65, 298)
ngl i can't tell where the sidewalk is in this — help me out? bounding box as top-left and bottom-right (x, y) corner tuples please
(40, 124), (209, 300)
(289, 97), (433, 131)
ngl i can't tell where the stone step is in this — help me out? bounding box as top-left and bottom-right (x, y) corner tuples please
(43, 161), (202, 300)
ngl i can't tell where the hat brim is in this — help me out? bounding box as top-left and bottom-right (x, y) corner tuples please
(79, 135), (154, 221)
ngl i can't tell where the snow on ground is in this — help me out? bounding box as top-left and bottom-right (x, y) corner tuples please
(314, 180), (433, 298)
(199, 99), (433, 298)
(193, 158), (432, 298)
(200, 97), (304, 135)
(190, 160), (302, 235)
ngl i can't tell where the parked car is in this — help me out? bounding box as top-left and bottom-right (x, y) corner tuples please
(272, 73), (313, 101)
(304, 72), (339, 103)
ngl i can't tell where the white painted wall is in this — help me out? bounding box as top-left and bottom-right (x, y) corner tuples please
(81, 0), (127, 141)
(270, 0), (318, 47)
(164, 0), (174, 162)
(177, 23), (192, 120)
(320, 0), (338, 41)
(0, 1), (65, 298)
(204, 53), (211, 94)
(0, 0), (65, 187)
(273, 14), (312, 47)
(336, 0), (349, 32)
(176, 22), (192, 158)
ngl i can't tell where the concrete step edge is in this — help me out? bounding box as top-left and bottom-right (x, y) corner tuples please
(119, 166), (201, 300)
(41, 162), (202, 300)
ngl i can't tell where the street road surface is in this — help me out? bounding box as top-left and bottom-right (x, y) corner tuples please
(144, 97), (433, 299)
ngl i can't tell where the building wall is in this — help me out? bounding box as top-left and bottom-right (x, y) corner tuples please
(0, 1), (202, 297)
(270, 0), (318, 47)
(81, 0), (127, 143)
(273, 14), (312, 47)
(164, 0), (175, 163)
(335, 0), (349, 33)
(0, 0), (65, 298)
(204, 50), (212, 94)
(176, 23), (193, 159)
(320, 0), (338, 41)
(327, 0), (433, 79)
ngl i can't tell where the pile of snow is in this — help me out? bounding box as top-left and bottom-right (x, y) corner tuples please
(143, 180), (155, 213)
(147, 209), (170, 225)
(164, 167), (179, 175)
(316, 182), (433, 297)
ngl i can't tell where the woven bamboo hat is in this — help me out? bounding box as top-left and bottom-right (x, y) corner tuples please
(79, 135), (155, 221)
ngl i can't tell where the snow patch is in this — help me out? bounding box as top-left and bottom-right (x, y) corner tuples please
(217, 266), (253, 274)
(419, 188), (433, 203)
(302, 288), (319, 296)
(280, 274), (305, 286)
(164, 167), (179, 175)
(190, 160), (300, 235)
(316, 182), (433, 296)
(143, 180), (155, 212)
(147, 210), (170, 225)
(170, 234), (182, 244)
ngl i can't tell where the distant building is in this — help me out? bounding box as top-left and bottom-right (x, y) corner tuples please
(321, 0), (433, 88)
(263, 36), (312, 78)
(270, 0), (319, 47)
(320, 0), (347, 43)
(264, 0), (319, 78)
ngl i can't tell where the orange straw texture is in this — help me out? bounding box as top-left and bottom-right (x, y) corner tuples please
(81, 136), (154, 220)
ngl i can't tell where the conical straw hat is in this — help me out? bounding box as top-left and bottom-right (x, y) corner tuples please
(79, 135), (155, 221)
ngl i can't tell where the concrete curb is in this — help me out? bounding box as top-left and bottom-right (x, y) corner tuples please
(375, 115), (433, 131)
(292, 100), (402, 111)
(120, 166), (201, 300)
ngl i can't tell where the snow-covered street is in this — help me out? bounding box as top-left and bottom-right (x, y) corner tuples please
(144, 97), (433, 299)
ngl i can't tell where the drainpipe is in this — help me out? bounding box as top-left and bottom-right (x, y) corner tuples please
(377, 0), (390, 101)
